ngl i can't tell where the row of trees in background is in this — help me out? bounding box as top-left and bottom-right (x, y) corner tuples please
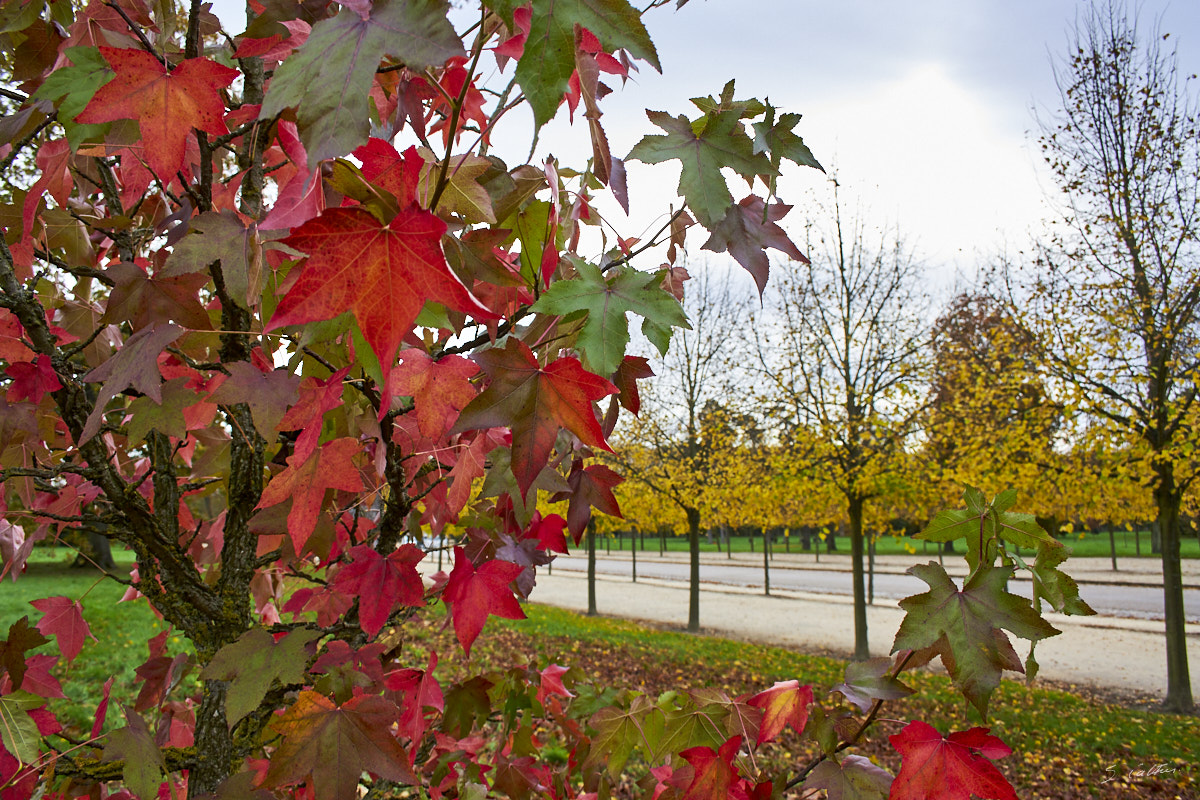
(610, 0), (1199, 714)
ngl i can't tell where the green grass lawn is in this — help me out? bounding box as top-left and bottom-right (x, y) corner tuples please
(602, 529), (1200, 560)
(2, 547), (175, 733)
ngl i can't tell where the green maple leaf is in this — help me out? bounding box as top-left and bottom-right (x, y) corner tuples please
(832, 657), (914, 712)
(652, 691), (725, 761)
(627, 85), (770, 228)
(163, 211), (279, 309)
(802, 754), (892, 800)
(489, 0), (660, 129)
(751, 109), (823, 173)
(200, 628), (321, 726)
(32, 47), (112, 148)
(916, 486), (1058, 572)
(1025, 543), (1096, 616)
(260, 0), (463, 166)
(103, 708), (166, 800)
(124, 379), (191, 442)
(529, 259), (688, 376)
(892, 562), (1059, 717)
(417, 149), (497, 223)
(585, 695), (662, 778)
(0, 691), (42, 764)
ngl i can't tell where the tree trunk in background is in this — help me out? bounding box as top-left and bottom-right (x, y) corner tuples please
(867, 535), (875, 605)
(848, 494), (869, 659)
(587, 518), (597, 616)
(687, 506), (701, 632)
(1154, 464), (1193, 712)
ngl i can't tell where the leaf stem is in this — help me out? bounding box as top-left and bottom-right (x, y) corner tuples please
(429, 7), (488, 213)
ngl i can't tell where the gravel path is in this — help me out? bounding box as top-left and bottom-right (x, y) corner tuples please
(525, 554), (1200, 703)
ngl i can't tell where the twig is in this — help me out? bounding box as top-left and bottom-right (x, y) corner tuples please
(105, 1), (169, 67)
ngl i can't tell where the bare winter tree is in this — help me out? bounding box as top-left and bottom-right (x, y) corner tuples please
(613, 265), (752, 632)
(752, 185), (929, 660)
(1028, 0), (1199, 713)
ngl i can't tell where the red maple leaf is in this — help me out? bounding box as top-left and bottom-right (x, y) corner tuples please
(5, 355), (61, 404)
(267, 154), (494, 370)
(562, 462), (623, 544)
(354, 138), (422, 206)
(332, 544), (426, 637)
(30, 596), (91, 664)
(680, 735), (742, 800)
(888, 720), (1017, 800)
(612, 355), (653, 414)
(76, 48), (238, 178)
(537, 664), (573, 705)
(442, 547), (525, 655)
(746, 680), (812, 745)
(387, 350), (478, 435)
(276, 366), (349, 464)
(385, 650), (443, 742)
(452, 339), (617, 497)
(266, 691), (417, 800)
(527, 511), (568, 554)
(256, 437), (365, 554)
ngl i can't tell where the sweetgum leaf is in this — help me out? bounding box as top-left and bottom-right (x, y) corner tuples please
(103, 707), (166, 800)
(0, 691), (42, 764)
(76, 48), (238, 178)
(331, 544), (426, 636)
(529, 260), (688, 377)
(387, 350), (478, 437)
(267, 205), (493, 371)
(163, 211), (270, 308)
(265, 691), (417, 800)
(31, 46), (112, 148)
(80, 322), (182, 444)
(125, 378), (193, 442)
(206, 362), (302, 440)
(260, 0), (463, 165)
(98, 261), (211, 332)
(0, 617), (49, 690)
(30, 596), (91, 664)
(746, 680), (811, 745)
(627, 96), (769, 228)
(679, 735), (741, 800)
(751, 111), (823, 172)
(451, 339), (617, 497)
(1028, 542), (1096, 616)
(802, 754), (892, 800)
(586, 694), (660, 778)
(442, 548), (526, 654)
(562, 462), (623, 543)
(888, 721), (1017, 800)
(701, 196), (806, 296)
(255, 437), (365, 554)
(832, 657), (913, 712)
(200, 628), (321, 726)
(892, 563), (1058, 717)
(489, 0), (660, 129)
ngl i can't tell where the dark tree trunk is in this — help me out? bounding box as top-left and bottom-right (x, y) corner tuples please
(1153, 463), (1193, 712)
(686, 506), (701, 632)
(848, 494), (869, 660)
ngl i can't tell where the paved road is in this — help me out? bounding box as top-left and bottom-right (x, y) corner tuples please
(550, 555), (1200, 623)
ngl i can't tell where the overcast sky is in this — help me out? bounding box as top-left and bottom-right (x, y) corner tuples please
(209, 0), (1200, 290)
